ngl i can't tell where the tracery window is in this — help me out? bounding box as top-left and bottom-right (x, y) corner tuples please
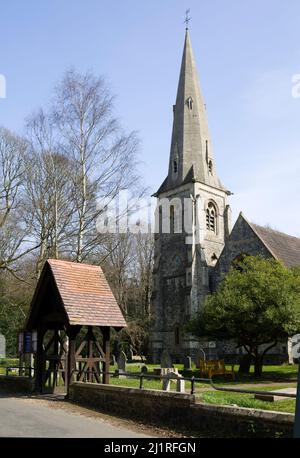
(206, 202), (217, 233)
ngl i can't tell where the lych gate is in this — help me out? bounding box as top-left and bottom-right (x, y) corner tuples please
(26, 259), (126, 394)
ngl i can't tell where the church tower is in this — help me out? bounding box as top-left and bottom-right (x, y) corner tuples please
(149, 29), (232, 363)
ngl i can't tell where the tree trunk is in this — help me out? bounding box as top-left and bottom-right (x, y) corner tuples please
(254, 354), (263, 377)
(238, 354), (252, 374)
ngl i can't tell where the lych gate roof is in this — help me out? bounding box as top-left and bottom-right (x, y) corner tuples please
(249, 222), (300, 268)
(28, 259), (126, 329)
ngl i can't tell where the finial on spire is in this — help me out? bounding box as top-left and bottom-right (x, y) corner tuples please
(184, 9), (191, 30)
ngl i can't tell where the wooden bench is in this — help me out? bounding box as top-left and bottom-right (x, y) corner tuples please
(199, 359), (235, 380)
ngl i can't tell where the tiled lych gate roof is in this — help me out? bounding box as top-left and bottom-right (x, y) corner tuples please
(28, 259), (126, 328)
(249, 222), (300, 268)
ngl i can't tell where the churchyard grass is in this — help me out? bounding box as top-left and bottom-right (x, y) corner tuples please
(0, 358), (19, 374)
(108, 363), (299, 413)
(201, 388), (296, 413)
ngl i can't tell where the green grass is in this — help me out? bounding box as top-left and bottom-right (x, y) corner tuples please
(0, 358), (19, 367)
(0, 358), (19, 375)
(201, 390), (296, 413)
(108, 362), (299, 414)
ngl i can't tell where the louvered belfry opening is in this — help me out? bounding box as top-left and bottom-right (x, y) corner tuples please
(26, 259), (126, 394)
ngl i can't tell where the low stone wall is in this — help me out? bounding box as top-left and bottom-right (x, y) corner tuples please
(68, 382), (294, 438)
(68, 383), (194, 424)
(189, 403), (293, 438)
(0, 375), (35, 394)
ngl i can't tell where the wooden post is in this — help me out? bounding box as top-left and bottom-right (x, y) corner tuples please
(102, 327), (110, 385)
(53, 329), (59, 390)
(66, 326), (80, 395)
(35, 327), (45, 393)
(87, 326), (93, 383)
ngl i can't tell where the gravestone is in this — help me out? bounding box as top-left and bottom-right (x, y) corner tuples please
(184, 356), (192, 370)
(141, 365), (148, 374)
(128, 348), (134, 362)
(176, 375), (185, 393)
(116, 351), (127, 377)
(0, 334), (5, 358)
(160, 349), (172, 368)
(196, 348), (207, 368)
(162, 371), (185, 393)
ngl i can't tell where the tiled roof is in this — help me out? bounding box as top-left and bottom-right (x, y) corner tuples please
(249, 223), (300, 268)
(47, 259), (126, 327)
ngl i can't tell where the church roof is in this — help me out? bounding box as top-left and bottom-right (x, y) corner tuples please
(155, 30), (229, 196)
(248, 221), (300, 268)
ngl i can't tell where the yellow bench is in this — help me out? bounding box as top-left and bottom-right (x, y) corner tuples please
(199, 359), (235, 380)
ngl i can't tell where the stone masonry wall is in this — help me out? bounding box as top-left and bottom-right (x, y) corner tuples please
(68, 382), (294, 438)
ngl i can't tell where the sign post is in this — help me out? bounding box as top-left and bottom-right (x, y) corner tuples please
(294, 361), (300, 438)
(292, 335), (300, 438)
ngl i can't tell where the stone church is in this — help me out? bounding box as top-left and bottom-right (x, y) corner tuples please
(149, 29), (300, 364)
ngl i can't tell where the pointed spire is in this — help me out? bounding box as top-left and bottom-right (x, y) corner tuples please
(157, 30), (228, 195)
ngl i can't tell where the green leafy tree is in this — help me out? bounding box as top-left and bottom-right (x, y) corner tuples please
(187, 256), (300, 376)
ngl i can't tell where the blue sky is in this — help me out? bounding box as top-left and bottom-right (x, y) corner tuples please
(1, 1), (300, 236)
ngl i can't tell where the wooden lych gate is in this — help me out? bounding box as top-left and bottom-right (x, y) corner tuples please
(26, 259), (126, 394)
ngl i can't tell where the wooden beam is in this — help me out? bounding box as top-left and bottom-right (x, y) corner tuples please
(66, 325), (81, 394)
(101, 327), (110, 385)
(35, 326), (45, 393)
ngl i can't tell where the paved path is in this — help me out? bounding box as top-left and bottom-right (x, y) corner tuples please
(0, 394), (151, 438)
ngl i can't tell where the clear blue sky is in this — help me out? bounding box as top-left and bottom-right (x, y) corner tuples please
(1, 1), (300, 236)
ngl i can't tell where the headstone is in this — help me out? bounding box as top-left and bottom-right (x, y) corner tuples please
(117, 351), (127, 376)
(196, 347), (207, 368)
(176, 376), (185, 393)
(128, 348), (134, 362)
(0, 334), (6, 358)
(184, 356), (192, 370)
(141, 365), (148, 374)
(160, 349), (172, 368)
(161, 371), (185, 393)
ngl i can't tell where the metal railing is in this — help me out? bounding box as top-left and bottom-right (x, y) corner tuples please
(69, 368), (298, 399)
(2, 365), (297, 399)
(5, 366), (35, 378)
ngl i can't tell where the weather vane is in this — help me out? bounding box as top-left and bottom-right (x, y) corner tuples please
(184, 9), (191, 29)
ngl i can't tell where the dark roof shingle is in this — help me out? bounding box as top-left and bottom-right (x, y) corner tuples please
(249, 223), (300, 268)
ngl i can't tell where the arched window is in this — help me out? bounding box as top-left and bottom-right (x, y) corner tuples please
(170, 205), (175, 233)
(186, 97), (193, 110)
(158, 206), (162, 233)
(206, 202), (217, 233)
(208, 160), (213, 175)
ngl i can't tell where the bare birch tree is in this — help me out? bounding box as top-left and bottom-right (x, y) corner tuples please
(24, 110), (75, 277)
(52, 69), (141, 262)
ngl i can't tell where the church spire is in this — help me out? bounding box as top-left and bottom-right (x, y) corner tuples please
(157, 29), (228, 195)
